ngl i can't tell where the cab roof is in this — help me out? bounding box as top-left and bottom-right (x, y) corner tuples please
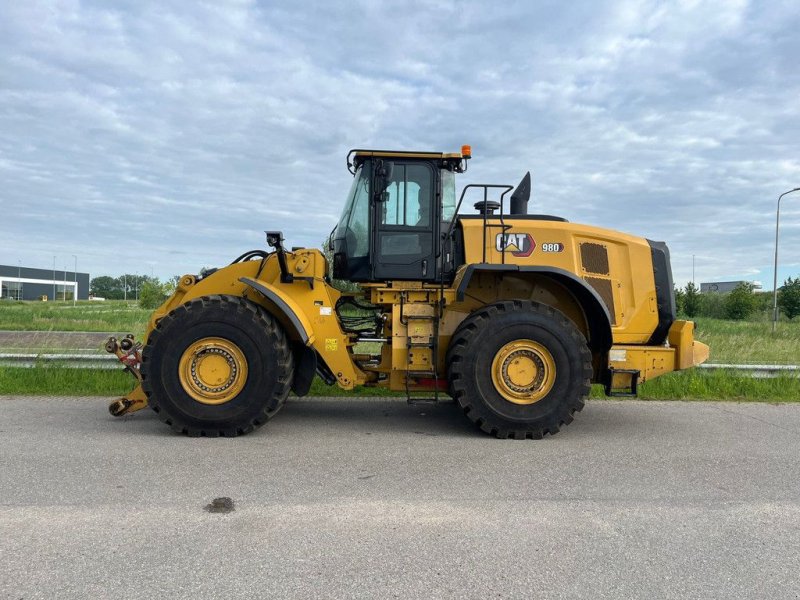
(351, 149), (465, 160)
(346, 146), (471, 174)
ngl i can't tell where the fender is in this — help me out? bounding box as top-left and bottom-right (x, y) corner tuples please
(291, 345), (318, 396)
(239, 277), (315, 346)
(455, 264), (613, 351)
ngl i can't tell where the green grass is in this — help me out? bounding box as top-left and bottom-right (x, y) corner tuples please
(0, 366), (135, 396)
(0, 367), (406, 397)
(0, 300), (150, 334)
(692, 317), (800, 364)
(1, 366), (797, 402)
(599, 370), (800, 402)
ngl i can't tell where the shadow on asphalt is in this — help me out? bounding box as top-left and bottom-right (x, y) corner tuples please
(279, 397), (478, 438)
(105, 397), (481, 439)
(102, 397), (662, 441)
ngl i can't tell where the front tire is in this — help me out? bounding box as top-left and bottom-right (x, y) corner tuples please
(447, 300), (592, 439)
(141, 295), (294, 437)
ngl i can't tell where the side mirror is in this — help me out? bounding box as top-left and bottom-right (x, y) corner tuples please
(265, 231), (284, 249)
(374, 160), (394, 201)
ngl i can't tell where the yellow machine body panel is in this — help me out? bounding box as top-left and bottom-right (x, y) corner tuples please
(121, 224), (706, 402)
(143, 250), (367, 390)
(607, 321), (710, 385)
(458, 218), (661, 344)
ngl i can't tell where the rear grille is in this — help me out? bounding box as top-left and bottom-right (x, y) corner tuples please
(580, 243), (610, 275)
(585, 277), (616, 325)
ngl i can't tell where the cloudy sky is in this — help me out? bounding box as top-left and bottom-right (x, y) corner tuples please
(1, 0), (799, 288)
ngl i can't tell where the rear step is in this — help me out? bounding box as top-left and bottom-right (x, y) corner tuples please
(604, 368), (640, 397)
(407, 397), (439, 405)
(406, 370), (440, 404)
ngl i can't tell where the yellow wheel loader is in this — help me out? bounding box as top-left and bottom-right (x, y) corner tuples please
(106, 146), (709, 438)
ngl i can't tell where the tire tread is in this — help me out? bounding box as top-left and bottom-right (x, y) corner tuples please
(446, 300), (592, 440)
(141, 294), (293, 437)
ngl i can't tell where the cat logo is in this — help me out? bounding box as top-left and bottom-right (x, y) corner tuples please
(495, 232), (535, 257)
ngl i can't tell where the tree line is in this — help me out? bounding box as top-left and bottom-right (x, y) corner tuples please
(90, 275), (178, 309)
(675, 277), (800, 320)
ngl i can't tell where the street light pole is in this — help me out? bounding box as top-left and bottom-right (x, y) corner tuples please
(72, 255), (77, 306)
(52, 256), (56, 301)
(772, 187), (800, 333)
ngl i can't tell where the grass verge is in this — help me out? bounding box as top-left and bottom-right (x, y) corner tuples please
(693, 317), (800, 364)
(616, 369), (800, 402)
(0, 366), (135, 396)
(1, 366), (797, 402)
(0, 300), (150, 334)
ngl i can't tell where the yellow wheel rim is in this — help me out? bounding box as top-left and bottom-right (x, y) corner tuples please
(490, 339), (556, 405)
(178, 337), (248, 405)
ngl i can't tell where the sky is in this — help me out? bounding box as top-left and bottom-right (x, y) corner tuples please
(1, 0), (799, 289)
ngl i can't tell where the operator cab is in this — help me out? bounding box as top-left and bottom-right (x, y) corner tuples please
(330, 148), (468, 283)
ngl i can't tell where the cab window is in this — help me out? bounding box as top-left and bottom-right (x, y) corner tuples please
(441, 168), (456, 222)
(344, 166), (370, 257)
(380, 164), (432, 228)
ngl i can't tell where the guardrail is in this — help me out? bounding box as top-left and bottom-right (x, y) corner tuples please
(0, 353), (119, 369)
(697, 363), (799, 378)
(0, 353), (798, 378)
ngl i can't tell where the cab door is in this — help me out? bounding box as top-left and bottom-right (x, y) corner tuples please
(372, 161), (438, 281)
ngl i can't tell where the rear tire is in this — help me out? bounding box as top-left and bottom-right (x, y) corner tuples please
(141, 295), (294, 437)
(447, 300), (592, 439)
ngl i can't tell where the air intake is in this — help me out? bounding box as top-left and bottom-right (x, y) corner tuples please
(585, 277), (616, 325)
(580, 242), (610, 276)
(474, 200), (501, 215)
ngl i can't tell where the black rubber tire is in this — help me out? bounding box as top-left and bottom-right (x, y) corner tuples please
(446, 300), (592, 439)
(141, 295), (294, 437)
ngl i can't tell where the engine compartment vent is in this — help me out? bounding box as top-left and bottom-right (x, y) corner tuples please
(585, 276), (616, 325)
(580, 242), (610, 276)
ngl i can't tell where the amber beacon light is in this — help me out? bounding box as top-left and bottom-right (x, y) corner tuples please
(461, 144), (472, 159)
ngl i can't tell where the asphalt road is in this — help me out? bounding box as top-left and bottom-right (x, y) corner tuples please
(1, 397), (799, 599)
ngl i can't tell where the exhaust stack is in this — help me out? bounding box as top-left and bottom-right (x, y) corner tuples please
(510, 172), (531, 216)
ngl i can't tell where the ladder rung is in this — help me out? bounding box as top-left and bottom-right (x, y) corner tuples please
(407, 397), (438, 404)
(400, 292), (442, 406)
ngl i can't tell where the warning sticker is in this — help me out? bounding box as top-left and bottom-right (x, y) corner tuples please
(325, 338), (338, 351)
(320, 306), (332, 316)
(609, 349), (627, 362)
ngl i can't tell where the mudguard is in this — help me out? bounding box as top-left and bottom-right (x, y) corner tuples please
(239, 277), (315, 346)
(455, 264), (613, 352)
